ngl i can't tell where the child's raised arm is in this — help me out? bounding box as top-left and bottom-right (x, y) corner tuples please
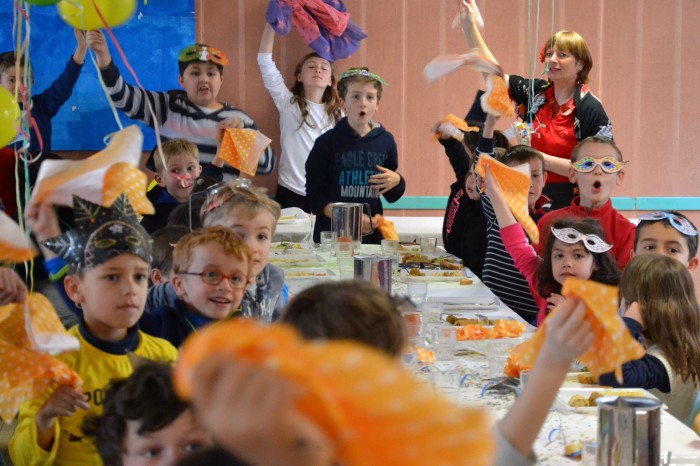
(0, 267), (27, 305)
(259, 23), (276, 54)
(85, 30), (110, 68)
(496, 297), (592, 461)
(72, 29), (87, 66)
(483, 165), (517, 229)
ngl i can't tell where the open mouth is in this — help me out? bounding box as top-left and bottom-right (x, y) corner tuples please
(359, 111), (367, 117)
(209, 297), (231, 305)
(592, 180), (602, 190)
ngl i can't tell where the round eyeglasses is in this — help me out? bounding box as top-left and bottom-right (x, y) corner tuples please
(180, 270), (248, 289)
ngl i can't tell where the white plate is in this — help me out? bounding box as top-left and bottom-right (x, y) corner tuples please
(284, 268), (336, 279)
(555, 387), (660, 415)
(270, 242), (314, 253)
(400, 269), (466, 282)
(427, 296), (500, 311)
(268, 254), (324, 265)
(277, 208), (309, 224)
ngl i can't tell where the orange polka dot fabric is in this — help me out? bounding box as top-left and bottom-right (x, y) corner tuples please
(103, 162), (154, 215)
(0, 293), (81, 422)
(481, 75), (514, 117)
(175, 320), (495, 466)
(431, 113), (480, 141)
(475, 154), (539, 244)
(0, 210), (36, 263)
(373, 215), (399, 240)
(507, 278), (645, 382)
(218, 129), (273, 176)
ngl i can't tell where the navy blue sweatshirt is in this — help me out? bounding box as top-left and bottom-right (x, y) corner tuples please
(305, 117), (405, 244)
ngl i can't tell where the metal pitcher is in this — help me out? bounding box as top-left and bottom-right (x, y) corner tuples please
(596, 396), (662, 466)
(330, 202), (372, 252)
(353, 255), (392, 293)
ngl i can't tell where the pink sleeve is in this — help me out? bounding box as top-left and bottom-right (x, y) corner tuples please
(500, 224), (542, 295)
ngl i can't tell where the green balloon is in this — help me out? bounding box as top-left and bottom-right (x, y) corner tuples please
(24, 0), (61, 5)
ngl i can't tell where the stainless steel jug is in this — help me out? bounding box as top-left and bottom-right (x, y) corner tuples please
(353, 255), (392, 293)
(330, 202), (371, 252)
(596, 396), (662, 466)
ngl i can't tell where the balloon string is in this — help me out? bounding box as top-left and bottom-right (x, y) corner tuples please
(90, 0), (167, 171)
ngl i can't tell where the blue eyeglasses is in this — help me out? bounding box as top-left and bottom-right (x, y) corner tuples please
(638, 212), (698, 236)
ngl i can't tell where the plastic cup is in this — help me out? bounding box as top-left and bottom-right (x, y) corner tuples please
(335, 240), (354, 279)
(432, 364), (462, 403)
(432, 326), (457, 361)
(320, 231), (337, 253)
(420, 237), (437, 253)
(381, 239), (400, 268)
(406, 281), (428, 306)
(486, 342), (513, 378)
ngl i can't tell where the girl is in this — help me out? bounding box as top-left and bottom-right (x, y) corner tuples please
(599, 254), (700, 423)
(258, 23), (342, 211)
(484, 166), (620, 325)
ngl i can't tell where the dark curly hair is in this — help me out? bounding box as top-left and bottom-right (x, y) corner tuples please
(537, 217), (620, 297)
(82, 362), (188, 466)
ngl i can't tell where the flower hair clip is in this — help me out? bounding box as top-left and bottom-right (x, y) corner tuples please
(551, 227), (613, 253)
(339, 68), (388, 86)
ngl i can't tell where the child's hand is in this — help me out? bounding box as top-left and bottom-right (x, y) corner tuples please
(361, 213), (373, 234)
(25, 202), (60, 243)
(0, 267), (27, 305)
(456, 0), (483, 29)
(73, 29), (87, 65)
(36, 385), (89, 432)
(216, 118), (245, 143)
(482, 164), (500, 198)
(85, 30), (110, 67)
(190, 355), (334, 466)
(431, 121), (464, 141)
(541, 297), (593, 368)
(546, 292), (566, 312)
(369, 166), (401, 195)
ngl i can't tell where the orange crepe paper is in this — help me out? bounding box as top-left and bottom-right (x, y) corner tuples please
(431, 113), (480, 141)
(175, 320), (495, 466)
(0, 293), (81, 422)
(504, 341), (533, 378)
(475, 154), (539, 244)
(30, 125), (154, 215)
(373, 214), (399, 240)
(481, 74), (514, 117)
(423, 51), (504, 84)
(506, 279), (645, 383)
(218, 128), (272, 176)
(456, 320), (526, 341)
(0, 210), (36, 263)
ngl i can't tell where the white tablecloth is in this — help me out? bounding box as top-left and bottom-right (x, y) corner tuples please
(385, 216), (443, 246)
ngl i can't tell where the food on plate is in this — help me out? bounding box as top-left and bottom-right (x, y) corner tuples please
(454, 320), (526, 341)
(285, 271), (328, 277)
(436, 258), (463, 270)
(568, 390), (647, 407)
(460, 278), (474, 286)
(402, 253), (431, 264)
(564, 440), (582, 459)
(271, 242), (304, 250)
(398, 242), (421, 252)
(408, 268), (425, 276)
(568, 395), (589, 407)
(446, 315), (499, 326)
(577, 372), (598, 385)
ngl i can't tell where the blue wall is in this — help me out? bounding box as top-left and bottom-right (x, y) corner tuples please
(0, 1), (195, 151)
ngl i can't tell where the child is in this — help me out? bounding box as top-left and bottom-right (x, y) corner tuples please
(486, 165), (619, 324)
(632, 211), (698, 271)
(10, 194), (178, 465)
(0, 266), (26, 305)
(536, 136), (635, 269)
(87, 30), (275, 176)
(182, 296), (594, 466)
(83, 361), (213, 466)
(140, 138), (224, 233)
(280, 281), (406, 358)
(200, 184), (288, 320)
(143, 226), (252, 347)
(599, 254), (700, 422)
(475, 114), (549, 323)
(150, 225), (189, 286)
(305, 67), (405, 244)
(258, 23), (341, 210)
(1, 29), (87, 217)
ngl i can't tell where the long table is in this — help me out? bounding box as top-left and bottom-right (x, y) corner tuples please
(270, 245), (700, 464)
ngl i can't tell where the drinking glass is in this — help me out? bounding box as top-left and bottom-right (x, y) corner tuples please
(420, 237), (437, 253)
(381, 239), (400, 268)
(432, 326), (457, 361)
(320, 231), (337, 253)
(406, 281), (428, 306)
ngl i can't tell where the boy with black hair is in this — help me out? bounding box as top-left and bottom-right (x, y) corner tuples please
(632, 211), (698, 271)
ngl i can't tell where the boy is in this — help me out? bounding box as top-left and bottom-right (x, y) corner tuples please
(10, 194), (178, 466)
(305, 67), (405, 244)
(86, 31), (275, 176)
(140, 138), (224, 233)
(199, 185), (288, 320)
(632, 211), (698, 271)
(83, 361), (213, 465)
(143, 226), (253, 347)
(149, 225), (189, 286)
(1, 29), (87, 217)
(474, 114), (548, 323)
(535, 136), (635, 269)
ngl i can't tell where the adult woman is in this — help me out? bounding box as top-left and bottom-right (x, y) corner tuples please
(458, 0), (613, 209)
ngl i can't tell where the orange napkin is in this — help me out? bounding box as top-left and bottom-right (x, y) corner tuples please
(456, 320), (526, 341)
(0, 210), (36, 263)
(481, 74), (514, 117)
(475, 154), (539, 243)
(30, 125), (153, 215)
(423, 51), (504, 84)
(0, 293), (81, 422)
(431, 113), (480, 141)
(372, 214), (399, 241)
(507, 279), (645, 382)
(175, 320), (494, 466)
(218, 128), (272, 176)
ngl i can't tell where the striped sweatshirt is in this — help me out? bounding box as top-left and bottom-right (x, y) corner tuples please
(100, 61), (275, 176)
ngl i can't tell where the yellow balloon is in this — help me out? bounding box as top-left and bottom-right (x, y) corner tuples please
(0, 87), (20, 148)
(57, 0), (136, 30)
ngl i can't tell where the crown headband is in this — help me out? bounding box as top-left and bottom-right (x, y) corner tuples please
(178, 45), (229, 67)
(638, 211), (698, 237)
(551, 227), (612, 253)
(339, 68), (387, 86)
(42, 194), (152, 271)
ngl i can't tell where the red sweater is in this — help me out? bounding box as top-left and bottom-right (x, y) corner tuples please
(535, 197), (635, 269)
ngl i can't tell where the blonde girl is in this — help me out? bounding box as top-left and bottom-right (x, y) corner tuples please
(258, 23), (341, 210)
(599, 254), (700, 422)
